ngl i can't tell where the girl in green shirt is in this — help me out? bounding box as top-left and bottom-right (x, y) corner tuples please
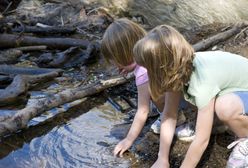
(133, 24), (248, 168)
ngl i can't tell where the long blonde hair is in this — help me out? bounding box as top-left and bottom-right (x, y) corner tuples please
(134, 25), (194, 100)
(101, 18), (146, 66)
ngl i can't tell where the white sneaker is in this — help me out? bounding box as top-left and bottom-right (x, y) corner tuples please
(151, 120), (196, 140)
(226, 138), (248, 168)
(150, 118), (161, 134)
(175, 121), (229, 142)
(175, 121), (195, 142)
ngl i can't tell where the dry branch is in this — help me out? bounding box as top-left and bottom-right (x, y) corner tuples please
(0, 34), (89, 49)
(12, 26), (76, 35)
(0, 64), (63, 75)
(38, 42), (99, 68)
(193, 23), (248, 51)
(0, 71), (61, 106)
(14, 45), (47, 52)
(0, 74), (134, 136)
(27, 71), (61, 85)
(0, 75), (29, 106)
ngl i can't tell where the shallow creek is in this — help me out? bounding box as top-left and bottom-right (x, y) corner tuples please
(0, 97), (140, 168)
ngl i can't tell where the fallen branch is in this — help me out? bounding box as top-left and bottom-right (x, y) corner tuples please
(12, 26), (76, 35)
(0, 75), (29, 107)
(38, 42), (99, 68)
(0, 74), (134, 136)
(0, 66), (62, 106)
(0, 64), (63, 75)
(14, 45), (47, 52)
(0, 71), (61, 106)
(27, 71), (61, 85)
(0, 34), (89, 49)
(193, 22), (248, 51)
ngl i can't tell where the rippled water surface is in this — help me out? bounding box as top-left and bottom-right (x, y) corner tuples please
(0, 98), (135, 168)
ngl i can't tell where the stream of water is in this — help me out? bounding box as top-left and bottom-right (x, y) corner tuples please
(0, 98), (136, 168)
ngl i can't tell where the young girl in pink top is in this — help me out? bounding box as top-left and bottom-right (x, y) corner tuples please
(101, 18), (165, 157)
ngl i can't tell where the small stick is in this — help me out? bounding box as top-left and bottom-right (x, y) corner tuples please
(14, 45), (47, 52)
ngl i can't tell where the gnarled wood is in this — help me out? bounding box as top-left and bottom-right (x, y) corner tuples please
(193, 23), (248, 51)
(0, 71), (61, 106)
(0, 34), (89, 49)
(12, 26), (76, 35)
(0, 64), (63, 75)
(15, 45), (47, 52)
(0, 74), (134, 136)
(0, 75), (29, 107)
(38, 42), (99, 68)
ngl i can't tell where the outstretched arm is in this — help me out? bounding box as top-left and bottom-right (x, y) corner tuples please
(152, 91), (181, 168)
(180, 98), (215, 168)
(113, 82), (150, 157)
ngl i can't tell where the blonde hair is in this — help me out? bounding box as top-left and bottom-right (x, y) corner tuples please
(101, 18), (146, 66)
(134, 25), (194, 100)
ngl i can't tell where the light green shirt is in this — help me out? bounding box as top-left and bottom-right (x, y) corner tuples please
(183, 51), (248, 109)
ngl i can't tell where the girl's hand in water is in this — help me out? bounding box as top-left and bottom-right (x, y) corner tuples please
(113, 138), (133, 157)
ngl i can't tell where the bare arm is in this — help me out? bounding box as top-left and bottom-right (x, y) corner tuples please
(125, 82), (151, 141)
(152, 91), (181, 167)
(114, 82), (150, 157)
(180, 98), (215, 168)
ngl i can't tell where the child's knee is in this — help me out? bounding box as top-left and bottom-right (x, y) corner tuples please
(215, 93), (243, 121)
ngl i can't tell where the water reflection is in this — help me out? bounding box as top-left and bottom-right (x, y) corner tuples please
(0, 97), (135, 168)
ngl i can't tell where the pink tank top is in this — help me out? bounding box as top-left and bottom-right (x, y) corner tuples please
(134, 65), (149, 86)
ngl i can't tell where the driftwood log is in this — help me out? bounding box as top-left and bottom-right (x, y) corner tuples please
(0, 75), (134, 136)
(0, 34), (89, 49)
(0, 64), (63, 75)
(0, 75), (29, 107)
(14, 46), (47, 52)
(0, 71), (62, 106)
(27, 71), (61, 85)
(193, 22), (248, 51)
(0, 23), (247, 137)
(0, 65), (63, 106)
(38, 42), (100, 68)
(12, 26), (76, 35)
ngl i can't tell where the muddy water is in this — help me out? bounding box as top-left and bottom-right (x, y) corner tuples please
(0, 97), (138, 168)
